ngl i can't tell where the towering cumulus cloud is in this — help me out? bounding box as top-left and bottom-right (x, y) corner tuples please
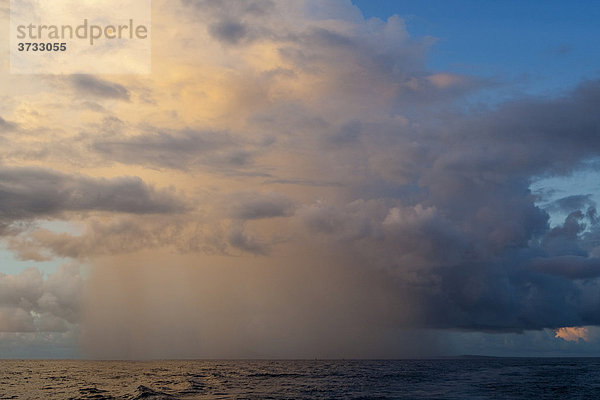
(1, 0), (599, 358)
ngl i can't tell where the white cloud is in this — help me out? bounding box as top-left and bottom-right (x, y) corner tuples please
(0, 265), (83, 333)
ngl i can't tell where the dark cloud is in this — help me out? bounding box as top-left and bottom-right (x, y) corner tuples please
(209, 21), (249, 45)
(329, 121), (362, 146)
(70, 75), (130, 101)
(181, 0), (275, 17)
(79, 101), (107, 113)
(0, 167), (186, 230)
(92, 128), (260, 171)
(263, 178), (342, 187)
(539, 209), (597, 258)
(310, 28), (356, 48)
(531, 256), (600, 279)
(182, 0), (276, 45)
(277, 79), (600, 334)
(455, 81), (600, 177)
(0, 116), (17, 132)
(228, 192), (294, 220)
(227, 224), (268, 255)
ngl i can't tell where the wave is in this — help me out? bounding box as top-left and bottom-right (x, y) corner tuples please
(131, 385), (175, 400)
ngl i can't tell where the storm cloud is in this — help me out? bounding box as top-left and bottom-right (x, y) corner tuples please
(2, 0), (600, 358)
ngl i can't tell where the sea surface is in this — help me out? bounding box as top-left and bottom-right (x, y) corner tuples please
(1, 358), (599, 399)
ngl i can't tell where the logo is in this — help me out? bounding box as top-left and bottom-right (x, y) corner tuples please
(10, 0), (151, 74)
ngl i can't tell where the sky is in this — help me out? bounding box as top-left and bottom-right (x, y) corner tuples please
(1, 0), (600, 359)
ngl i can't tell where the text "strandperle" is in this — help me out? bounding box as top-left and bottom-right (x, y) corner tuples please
(16, 19), (148, 45)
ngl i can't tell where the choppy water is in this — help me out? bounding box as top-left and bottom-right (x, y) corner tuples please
(1, 358), (599, 399)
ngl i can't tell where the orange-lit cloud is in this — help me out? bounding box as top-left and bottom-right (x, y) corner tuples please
(555, 327), (590, 342)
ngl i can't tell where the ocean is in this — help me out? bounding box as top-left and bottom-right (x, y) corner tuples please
(1, 358), (599, 399)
